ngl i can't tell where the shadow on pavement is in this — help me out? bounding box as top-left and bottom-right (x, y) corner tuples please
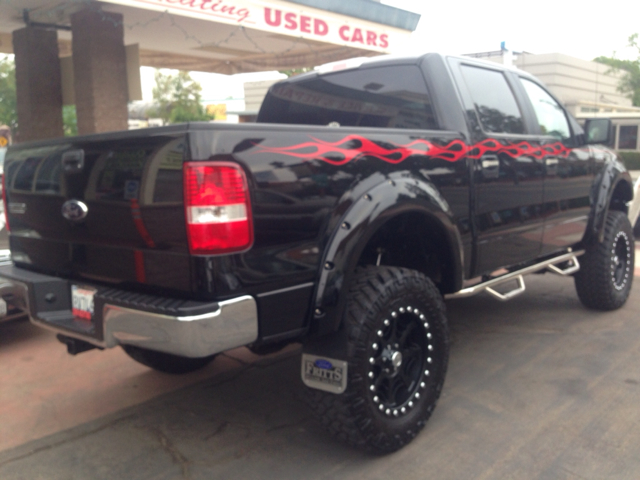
(1, 275), (640, 479)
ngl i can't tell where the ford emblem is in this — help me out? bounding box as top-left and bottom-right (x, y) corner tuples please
(61, 199), (88, 222)
(314, 359), (333, 370)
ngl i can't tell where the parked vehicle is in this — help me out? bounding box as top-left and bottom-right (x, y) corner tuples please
(628, 176), (640, 234)
(0, 53), (633, 453)
(0, 143), (7, 233)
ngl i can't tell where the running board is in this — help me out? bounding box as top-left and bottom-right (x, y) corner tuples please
(445, 250), (584, 301)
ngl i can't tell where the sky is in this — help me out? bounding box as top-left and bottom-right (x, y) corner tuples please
(385, 0), (640, 62)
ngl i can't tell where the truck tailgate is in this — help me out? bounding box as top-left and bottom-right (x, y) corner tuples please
(3, 132), (191, 293)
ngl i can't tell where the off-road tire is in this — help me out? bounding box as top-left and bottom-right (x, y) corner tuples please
(122, 345), (216, 374)
(306, 266), (449, 454)
(575, 210), (634, 310)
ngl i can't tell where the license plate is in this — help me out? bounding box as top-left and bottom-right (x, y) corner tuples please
(71, 285), (96, 321)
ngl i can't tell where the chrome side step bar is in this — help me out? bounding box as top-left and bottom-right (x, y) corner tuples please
(445, 250), (584, 301)
(484, 275), (525, 301)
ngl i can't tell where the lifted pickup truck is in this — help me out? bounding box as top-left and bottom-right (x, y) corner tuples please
(0, 53), (634, 453)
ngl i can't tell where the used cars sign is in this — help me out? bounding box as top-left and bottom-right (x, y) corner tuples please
(103, 0), (410, 52)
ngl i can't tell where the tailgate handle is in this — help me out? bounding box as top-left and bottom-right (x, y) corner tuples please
(62, 149), (85, 173)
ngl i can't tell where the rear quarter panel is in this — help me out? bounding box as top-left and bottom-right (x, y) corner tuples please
(188, 124), (471, 339)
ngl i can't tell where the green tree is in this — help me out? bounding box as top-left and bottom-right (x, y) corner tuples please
(0, 57), (17, 131)
(1, 57), (77, 137)
(148, 70), (212, 124)
(594, 33), (640, 106)
(63, 105), (78, 137)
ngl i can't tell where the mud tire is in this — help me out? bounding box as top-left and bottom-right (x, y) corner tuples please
(575, 210), (634, 310)
(306, 266), (449, 454)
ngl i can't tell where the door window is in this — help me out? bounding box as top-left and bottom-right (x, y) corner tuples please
(618, 125), (638, 149)
(460, 65), (524, 134)
(521, 78), (571, 140)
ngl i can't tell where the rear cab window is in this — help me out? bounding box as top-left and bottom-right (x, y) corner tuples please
(258, 65), (438, 130)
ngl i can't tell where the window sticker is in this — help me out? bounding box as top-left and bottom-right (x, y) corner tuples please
(124, 179), (140, 200)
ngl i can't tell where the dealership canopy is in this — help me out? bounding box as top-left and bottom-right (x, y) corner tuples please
(0, 0), (419, 143)
(0, 0), (420, 74)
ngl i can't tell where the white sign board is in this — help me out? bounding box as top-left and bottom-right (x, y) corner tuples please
(103, 0), (410, 52)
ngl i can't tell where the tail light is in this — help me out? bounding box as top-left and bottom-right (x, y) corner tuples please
(183, 161), (253, 255)
(2, 173), (9, 232)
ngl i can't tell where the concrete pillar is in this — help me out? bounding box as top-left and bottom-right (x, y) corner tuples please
(71, 9), (128, 135)
(12, 27), (63, 143)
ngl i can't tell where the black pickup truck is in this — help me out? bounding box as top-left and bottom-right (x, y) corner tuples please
(0, 53), (634, 453)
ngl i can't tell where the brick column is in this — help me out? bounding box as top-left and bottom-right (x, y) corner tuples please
(12, 27), (63, 143)
(71, 9), (128, 135)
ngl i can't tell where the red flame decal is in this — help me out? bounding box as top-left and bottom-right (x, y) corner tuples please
(253, 135), (571, 165)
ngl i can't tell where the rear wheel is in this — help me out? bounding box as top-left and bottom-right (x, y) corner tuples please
(575, 210), (634, 310)
(122, 345), (216, 374)
(306, 266), (449, 454)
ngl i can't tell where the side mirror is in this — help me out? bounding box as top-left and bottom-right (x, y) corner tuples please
(584, 118), (614, 146)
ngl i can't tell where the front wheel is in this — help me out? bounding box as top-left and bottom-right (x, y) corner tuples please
(122, 345), (217, 374)
(306, 266), (449, 454)
(575, 210), (634, 310)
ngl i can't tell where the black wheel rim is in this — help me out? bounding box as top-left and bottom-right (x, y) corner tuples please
(366, 305), (434, 417)
(611, 231), (631, 290)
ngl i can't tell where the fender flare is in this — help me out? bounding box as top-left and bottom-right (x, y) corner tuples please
(588, 154), (633, 244)
(309, 176), (464, 337)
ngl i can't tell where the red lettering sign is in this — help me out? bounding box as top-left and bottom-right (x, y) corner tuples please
(366, 31), (377, 46)
(264, 7), (280, 26)
(351, 28), (364, 43)
(339, 25), (350, 41)
(263, 8), (357, 42)
(284, 11), (297, 29)
(379, 34), (388, 49)
(300, 15), (311, 33)
(314, 19), (328, 36)
(160, 0), (250, 22)
(142, 1), (392, 48)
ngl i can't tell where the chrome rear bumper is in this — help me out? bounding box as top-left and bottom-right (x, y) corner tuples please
(0, 264), (258, 358)
(101, 296), (257, 357)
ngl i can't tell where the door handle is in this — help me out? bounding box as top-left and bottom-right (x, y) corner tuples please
(480, 154), (500, 179)
(481, 155), (500, 169)
(545, 157), (559, 176)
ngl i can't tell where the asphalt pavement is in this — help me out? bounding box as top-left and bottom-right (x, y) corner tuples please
(1, 268), (640, 479)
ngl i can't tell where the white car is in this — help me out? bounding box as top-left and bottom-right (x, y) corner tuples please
(0, 146), (5, 233)
(629, 176), (640, 236)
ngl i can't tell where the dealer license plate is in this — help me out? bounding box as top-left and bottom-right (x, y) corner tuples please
(71, 285), (96, 321)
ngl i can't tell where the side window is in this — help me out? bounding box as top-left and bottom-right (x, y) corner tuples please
(618, 125), (638, 149)
(258, 65), (437, 130)
(521, 78), (571, 140)
(460, 65), (524, 134)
